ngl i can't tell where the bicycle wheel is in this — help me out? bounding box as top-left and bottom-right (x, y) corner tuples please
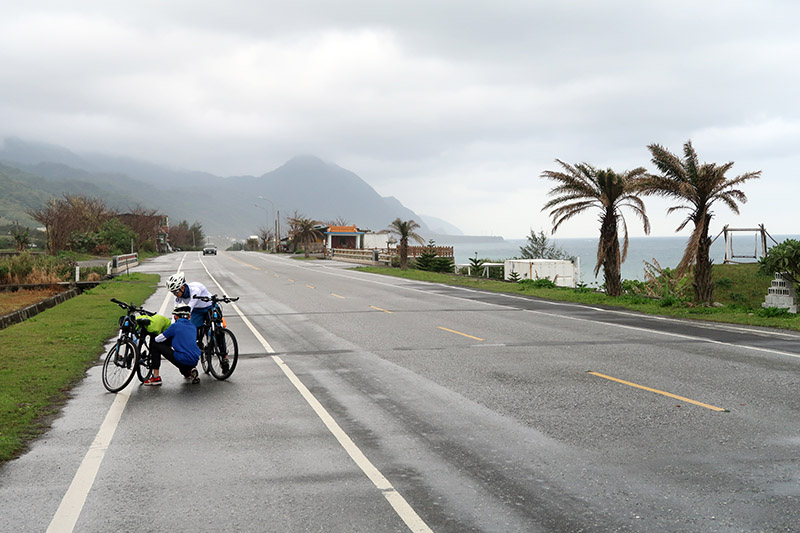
(209, 328), (238, 380)
(136, 342), (153, 382)
(200, 339), (211, 375)
(198, 327), (211, 374)
(102, 339), (138, 393)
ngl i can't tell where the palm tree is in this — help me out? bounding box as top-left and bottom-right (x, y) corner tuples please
(541, 160), (650, 297)
(642, 140), (761, 304)
(387, 218), (424, 270)
(288, 215), (323, 257)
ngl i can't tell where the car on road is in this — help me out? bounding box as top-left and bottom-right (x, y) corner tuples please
(203, 245), (217, 255)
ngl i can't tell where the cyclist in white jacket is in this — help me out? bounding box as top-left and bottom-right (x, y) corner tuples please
(165, 271), (213, 329)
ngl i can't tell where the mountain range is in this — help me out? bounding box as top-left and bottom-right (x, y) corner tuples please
(0, 137), (467, 244)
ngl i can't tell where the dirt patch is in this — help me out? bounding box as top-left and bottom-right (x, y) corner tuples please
(0, 289), (64, 315)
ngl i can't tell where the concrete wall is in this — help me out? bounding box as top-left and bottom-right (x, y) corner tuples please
(504, 259), (577, 287)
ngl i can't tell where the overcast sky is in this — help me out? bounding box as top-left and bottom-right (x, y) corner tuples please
(1, 1), (798, 239)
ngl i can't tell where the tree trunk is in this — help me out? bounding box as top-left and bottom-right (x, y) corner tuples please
(693, 215), (714, 304)
(400, 239), (409, 270)
(601, 214), (622, 297)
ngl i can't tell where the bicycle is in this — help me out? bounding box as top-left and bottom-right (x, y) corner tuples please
(193, 294), (239, 380)
(102, 298), (156, 393)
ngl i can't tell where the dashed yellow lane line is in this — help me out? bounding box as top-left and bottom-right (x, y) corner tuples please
(370, 305), (393, 314)
(305, 284), (316, 289)
(225, 254), (261, 270)
(587, 371), (728, 412)
(331, 293), (345, 299)
(274, 274), (280, 278)
(438, 327), (485, 341)
(287, 279), (295, 283)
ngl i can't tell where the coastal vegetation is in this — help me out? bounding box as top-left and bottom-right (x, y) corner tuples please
(286, 214), (324, 258)
(387, 218), (425, 270)
(357, 262), (797, 330)
(541, 161), (650, 298)
(537, 140), (762, 305)
(641, 140), (762, 305)
(518, 229), (574, 261)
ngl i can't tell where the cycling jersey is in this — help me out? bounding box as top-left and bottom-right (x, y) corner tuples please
(174, 281), (213, 312)
(155, 318), (201, 366)
(135, 313), (171, 335)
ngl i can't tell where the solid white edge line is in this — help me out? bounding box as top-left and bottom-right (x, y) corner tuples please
(48, 256), (185, 532)
(200, 255), (433, 532)
(46, 390), (130, 533)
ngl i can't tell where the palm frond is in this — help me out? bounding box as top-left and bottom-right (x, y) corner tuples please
(619, 214), (630, 263)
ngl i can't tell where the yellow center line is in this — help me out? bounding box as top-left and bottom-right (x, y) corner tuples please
(305, 284), (316, 289)
(274, 274), (280, 278)
(587, 371), (729, 412)
(288, 279), (295, 283)
(369, 305), (393, 314)
(331, 293), (345, 299)
(438, 327), (485, 341)
(225, 254), (261, 270)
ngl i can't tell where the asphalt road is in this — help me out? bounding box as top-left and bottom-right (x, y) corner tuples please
(2, 251), (799, 532)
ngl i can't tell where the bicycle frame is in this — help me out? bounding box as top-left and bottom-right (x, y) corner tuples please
(103, 299), (156, 392)
(193, 293), (239, 380)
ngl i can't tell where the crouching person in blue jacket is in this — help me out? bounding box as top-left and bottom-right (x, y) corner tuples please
(143, 305), (201, 386)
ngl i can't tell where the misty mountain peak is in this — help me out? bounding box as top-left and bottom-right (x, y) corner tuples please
(280, 155), (329, 170)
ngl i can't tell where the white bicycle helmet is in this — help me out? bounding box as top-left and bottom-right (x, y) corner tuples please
(166, 271), (185, 293)
(173, 305), (191, 318)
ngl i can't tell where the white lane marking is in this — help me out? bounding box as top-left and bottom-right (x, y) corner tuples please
(47, 390), (130, 532)
(199, 258), (433, 533)
(48, 258), (184, 532)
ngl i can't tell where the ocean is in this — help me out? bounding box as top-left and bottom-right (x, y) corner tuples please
(436, 234), (799, 285)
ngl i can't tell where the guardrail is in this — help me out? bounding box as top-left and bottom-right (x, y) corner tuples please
(326, 248), (392, 265)
(111, 253), (138, 274)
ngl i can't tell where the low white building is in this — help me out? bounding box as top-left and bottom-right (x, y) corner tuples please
(362, 231), (395, 250)
(504, 259), (579, 287)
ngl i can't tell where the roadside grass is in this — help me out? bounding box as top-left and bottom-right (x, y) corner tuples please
(0, 273), (158, 463)
(356, 264), (800, 331)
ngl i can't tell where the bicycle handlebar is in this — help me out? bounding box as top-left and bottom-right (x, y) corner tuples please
(110, 298), (155, 316)
(192, 294), (239, 304)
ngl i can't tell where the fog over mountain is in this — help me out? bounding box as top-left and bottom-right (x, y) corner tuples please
(0, 137), (467, 242)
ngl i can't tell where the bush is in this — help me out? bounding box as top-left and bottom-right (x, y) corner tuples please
(414, 240), (454, 273)
(759, 239), (800, 286)
(0, 253), (75, 284)
(519, 278), (557, 289)
(715, 277), (734, 289)
(757, 306), (793, 318)
(573, 283), (594, 293)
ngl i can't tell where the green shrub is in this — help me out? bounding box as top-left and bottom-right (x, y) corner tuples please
(715, 277), (734, 289)
(757, 306), (792, 318)
(729, 292), (747, 303)
(0, 253), (76, 284)
(519, 278), (557, 289)
(573, 283), (593, 293)
(10, 254), (34, 280)
(759, 239), (800, 287)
